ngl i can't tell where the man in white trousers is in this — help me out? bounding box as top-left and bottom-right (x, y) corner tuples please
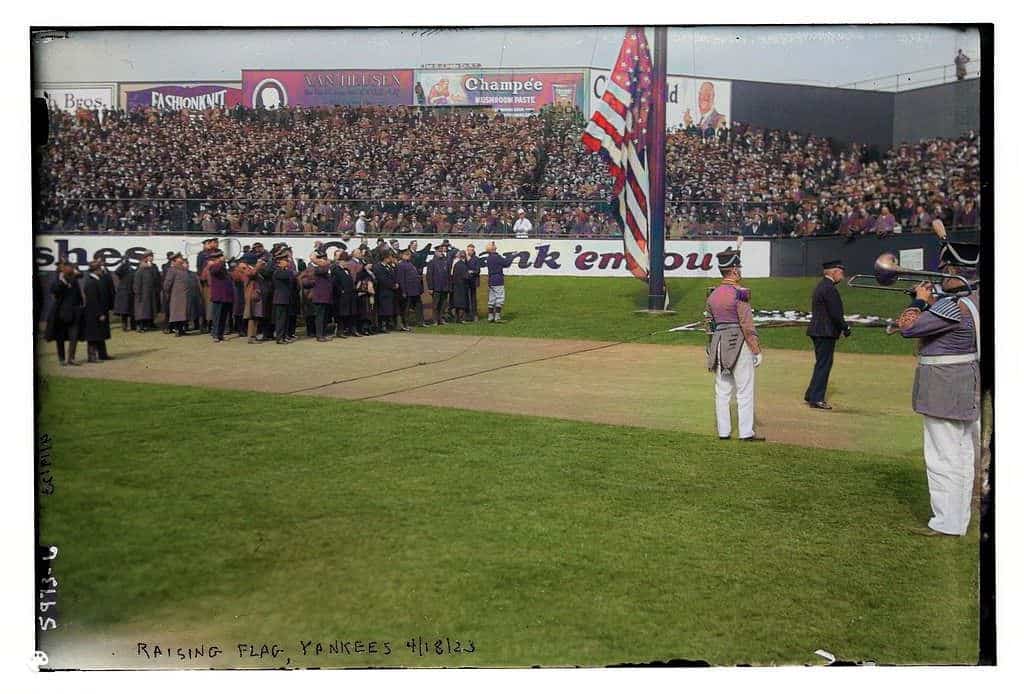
(704, 248), (764, 441)
(896, 241), (981, 536)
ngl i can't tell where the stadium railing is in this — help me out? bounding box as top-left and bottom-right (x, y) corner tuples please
(36, 197), (980, 241)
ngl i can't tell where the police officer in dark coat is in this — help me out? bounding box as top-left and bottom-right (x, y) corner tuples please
(81, 260), (113, 362)
(804, 259), (851, 409)
(45, 261), (85, 366)
(112, 258), (135, 331)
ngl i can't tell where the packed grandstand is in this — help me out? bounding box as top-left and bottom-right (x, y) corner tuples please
(37, 103), (981, 238)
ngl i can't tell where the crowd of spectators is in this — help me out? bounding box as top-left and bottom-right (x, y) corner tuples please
(38, 102), (981, 239)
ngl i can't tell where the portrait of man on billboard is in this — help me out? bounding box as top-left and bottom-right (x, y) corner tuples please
(252, 78), (287, 110)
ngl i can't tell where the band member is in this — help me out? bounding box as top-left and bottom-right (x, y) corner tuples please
(484, 241), (515, 323)
(426, 245), (450, 325)
(204, 249), (233, 342)
(896, 241), (981, 537)
(311, 251), (335, 341)
(131, 250), (162, 332)
(162, 253), (191, 337)
(271, 251), (295, 344)
(705, 248), (764, 441)
(465, 244), (481, 321)
(93, 251), (117, 335)
(450, 250), (470, 323)
(375, 252), (400, 333)
(397, 249), (424, 329)
(81, 260), (112, 362)
(804, 260), (851, 409)
(45, 261), (85, 366)
(112, 257), (135, 332)
(331, 251), (357, 338)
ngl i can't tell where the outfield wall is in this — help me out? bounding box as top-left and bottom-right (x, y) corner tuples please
(34, 236), (772, 279)
(34, 233), (954, 278)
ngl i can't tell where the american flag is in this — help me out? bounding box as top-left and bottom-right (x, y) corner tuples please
(582, 27), (653, 282)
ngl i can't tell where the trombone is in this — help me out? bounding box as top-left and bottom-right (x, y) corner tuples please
(847, 252), (974, 297)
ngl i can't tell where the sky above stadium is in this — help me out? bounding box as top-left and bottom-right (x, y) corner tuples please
(34, 26), (980, 89)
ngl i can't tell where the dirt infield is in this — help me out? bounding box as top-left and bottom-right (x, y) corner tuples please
(38, 328), (922, 456)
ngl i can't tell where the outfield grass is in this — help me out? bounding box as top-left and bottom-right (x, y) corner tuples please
(427, 277), (915, 354)
(38, 376), (978, 668)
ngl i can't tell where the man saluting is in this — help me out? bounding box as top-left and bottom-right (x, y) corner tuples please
(705, 247), (764, 441)
(804, 260), (851, 410)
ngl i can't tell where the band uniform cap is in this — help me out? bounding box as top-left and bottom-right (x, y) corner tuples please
(314, 250), (328, 259)
(822, 259), (844, 270)
(939, 241), (980, 268)
(203, 237), (218, 244)
(716, 248), (742, 269)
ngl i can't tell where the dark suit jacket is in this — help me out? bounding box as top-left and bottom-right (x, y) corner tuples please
(807, 277), (848, 338)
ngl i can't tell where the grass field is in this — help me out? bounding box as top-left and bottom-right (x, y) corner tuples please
(34, 276), (981, 669)
(420, 276), (916, 354)
(37, 377), (978, 668)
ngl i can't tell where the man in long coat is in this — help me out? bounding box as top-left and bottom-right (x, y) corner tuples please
(112, 258), (135, 332)
(82, 260), (113, 361)
(162, 254), (191, 336)
(397, 249), (423, 329)
(204, 250), (234, 342)
(425, 246), (451, 325)
(375, 252), (399, 332)
(45, 261), (85, 366)
(310, 251), (335, 341)
(184, 259), (205, 332)
(330, 251), (357, 338)
(132, 250), (162, 332)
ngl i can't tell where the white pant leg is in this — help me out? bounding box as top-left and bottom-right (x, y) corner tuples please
(732, 344), (756, 439)
(923, 415), (977, 535)
(714, 344), (736, 438)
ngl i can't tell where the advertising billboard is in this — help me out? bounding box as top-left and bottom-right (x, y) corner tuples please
(121, 83), (242, 111)
(242, 69), (414, 108)
(35, 235), (769, 279)
(589, 70), (732, 130)
(416, 70), (586, 114)
(34, 84), (116, 113)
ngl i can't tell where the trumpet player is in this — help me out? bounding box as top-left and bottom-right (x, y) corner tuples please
(895, 241), (981, 537)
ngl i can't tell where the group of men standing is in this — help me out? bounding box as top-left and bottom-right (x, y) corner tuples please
(43, 236), (518, 357)
(704, 239), (982, 537)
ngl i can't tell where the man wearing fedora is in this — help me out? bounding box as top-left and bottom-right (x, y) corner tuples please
(805, 259), (851, 410)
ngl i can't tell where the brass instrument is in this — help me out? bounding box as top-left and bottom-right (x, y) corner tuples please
(847, 252), (974, 297)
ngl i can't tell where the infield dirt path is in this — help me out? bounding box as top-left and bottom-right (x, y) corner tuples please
(39, 328), (921, 456)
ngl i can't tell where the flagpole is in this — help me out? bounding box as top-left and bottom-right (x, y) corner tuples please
(647, 26), (668, 310)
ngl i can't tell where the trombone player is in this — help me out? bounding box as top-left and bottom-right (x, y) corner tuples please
(894, 241), (981, 537)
